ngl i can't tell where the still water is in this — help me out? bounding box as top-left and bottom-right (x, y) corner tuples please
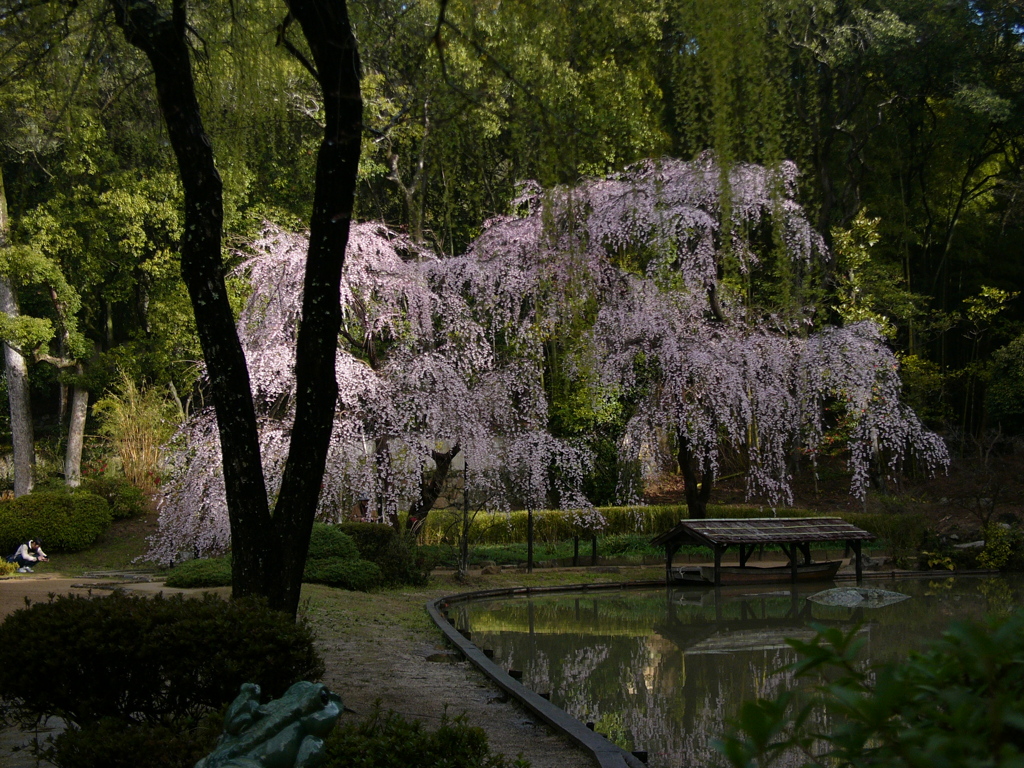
(455, 575), (1024, 767)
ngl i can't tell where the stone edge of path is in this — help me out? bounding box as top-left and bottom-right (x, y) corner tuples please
(426, 581), (660, 768)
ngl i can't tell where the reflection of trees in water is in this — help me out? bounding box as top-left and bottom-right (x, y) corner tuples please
(463, 576), (1024, 768)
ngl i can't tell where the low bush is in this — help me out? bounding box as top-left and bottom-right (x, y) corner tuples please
(717, 610), (1024, 768)
(47, 716), (223, 768)
(322, 704), (525, 768)
(163, 556), (232, 588)
(81, 476), (150, 520)
(337, 522), (397, 562)
(376, 532), (435, 586)
(0, 490), (113, 554)
(0, 592), (324, 728)
(303, 557), (382, 591)
(308, 523), (360, 561)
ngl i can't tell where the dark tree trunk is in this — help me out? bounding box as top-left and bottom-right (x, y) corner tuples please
(270, 0), (362, 615)
(109, 0), (273, 602)
(677, 434), (713, 519)
(111, 0), (361, 617)
(406, 444), (460, 531)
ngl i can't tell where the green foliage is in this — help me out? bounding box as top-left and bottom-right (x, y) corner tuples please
(163, 524), (429, 591)
(0, 490), (112, 553)
(716, 610), (1024, 768)
(987, 334), (1024, 433)
(336, 523), (434, 587)
(47, 716), (223, 768)
(307, 523), (361, 561)
(336, 522), (397, 562)
(163, 556), (232, 588)
(978, 524), (1024, 570)
(844, 512), (927, 567)
(0, 592), (324, 728)
(303, 557), (382, 591)
(322, 704), (526, 768)
(92, 374), (181, 493)
(80, 475), (149, 520)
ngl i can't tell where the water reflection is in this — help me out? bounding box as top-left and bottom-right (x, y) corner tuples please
(458, 576), (1024, 768)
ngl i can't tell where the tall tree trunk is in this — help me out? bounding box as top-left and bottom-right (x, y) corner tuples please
(111, 0), (361, 617)
(271, 0), (362, 615)
(64, 365), (88, 488)
(109, 0), (273, 601)
(0, 167), (34, 496)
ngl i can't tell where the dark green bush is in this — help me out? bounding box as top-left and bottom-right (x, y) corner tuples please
(0, 490), (113, 553)
(303, 557), (381, 591)
(81, 476), (149, 520)
(47, 716), (223, 768)
(322, 704), (524, 768)
(376, 532), (435, 586)
(717, 610), (1024, 768)
(337, 522), (397, 562)
(335, 523), (434, 586)
(0, 592), (324, 728)
(308, 523), (360, 561)
(163, 556), (232, 588)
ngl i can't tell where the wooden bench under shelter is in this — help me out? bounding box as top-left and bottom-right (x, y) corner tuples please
(650, 517), (876, 586)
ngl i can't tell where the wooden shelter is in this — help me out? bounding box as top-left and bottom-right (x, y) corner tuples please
(650, 517), (875, 585)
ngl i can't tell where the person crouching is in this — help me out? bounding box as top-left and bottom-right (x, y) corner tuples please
(8, 539), (47, 573)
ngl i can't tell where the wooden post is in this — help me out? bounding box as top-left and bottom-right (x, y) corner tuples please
(573, 536), (580, 567)
(591, 535), (597, 566)
(713, 545), (724, 585)
(527, 507), (534, 574)
(853, 540), (863, 583)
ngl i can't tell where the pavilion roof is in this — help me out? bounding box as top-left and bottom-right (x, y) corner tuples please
(650, 517), (875, 549)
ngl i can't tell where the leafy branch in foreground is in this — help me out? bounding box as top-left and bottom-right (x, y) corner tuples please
(715, 611), (1024, 768)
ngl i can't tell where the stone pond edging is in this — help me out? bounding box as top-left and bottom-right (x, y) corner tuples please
(427, 581), (660, 768)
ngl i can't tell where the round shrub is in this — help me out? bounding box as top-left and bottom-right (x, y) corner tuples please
(0, 490), (113, 554)
(81, 476), (149, 520)
(303, 557), (381, 591)
(337, 522), (397, 561)
(0, 592), (324, 728)
(307, 523), (360, 561)
(163, 556), (232, 588)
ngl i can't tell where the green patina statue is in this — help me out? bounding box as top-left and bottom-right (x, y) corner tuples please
(196, 682), (342, 768)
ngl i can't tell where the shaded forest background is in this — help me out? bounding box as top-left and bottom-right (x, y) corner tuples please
(2, 0), (1024, 505)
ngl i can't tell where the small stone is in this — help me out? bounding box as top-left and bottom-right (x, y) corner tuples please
(481, 565), (502, 575)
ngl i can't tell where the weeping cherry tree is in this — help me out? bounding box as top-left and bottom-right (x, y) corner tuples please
(467, 155), (948, 517)
(153, 223), (594, 563)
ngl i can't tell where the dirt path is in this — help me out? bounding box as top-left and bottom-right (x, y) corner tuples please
(0, 574), (597, 768)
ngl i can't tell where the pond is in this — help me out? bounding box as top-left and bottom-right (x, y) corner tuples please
(454, 575), (1024, 768)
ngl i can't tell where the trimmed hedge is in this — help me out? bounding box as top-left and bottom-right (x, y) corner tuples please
(337, 522), (398, 562)
(164, 525), (379, 591)
(0, 592), (324, 728)
(418, 504), (926, 552)
(308, 523), (361, 561)
(303, 557), (382, 591)
(163, 556), (232, 588)
(0, 490), (113, 554)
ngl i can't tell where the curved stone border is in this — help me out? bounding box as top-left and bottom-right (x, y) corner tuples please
(427, 581), (660, 768)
